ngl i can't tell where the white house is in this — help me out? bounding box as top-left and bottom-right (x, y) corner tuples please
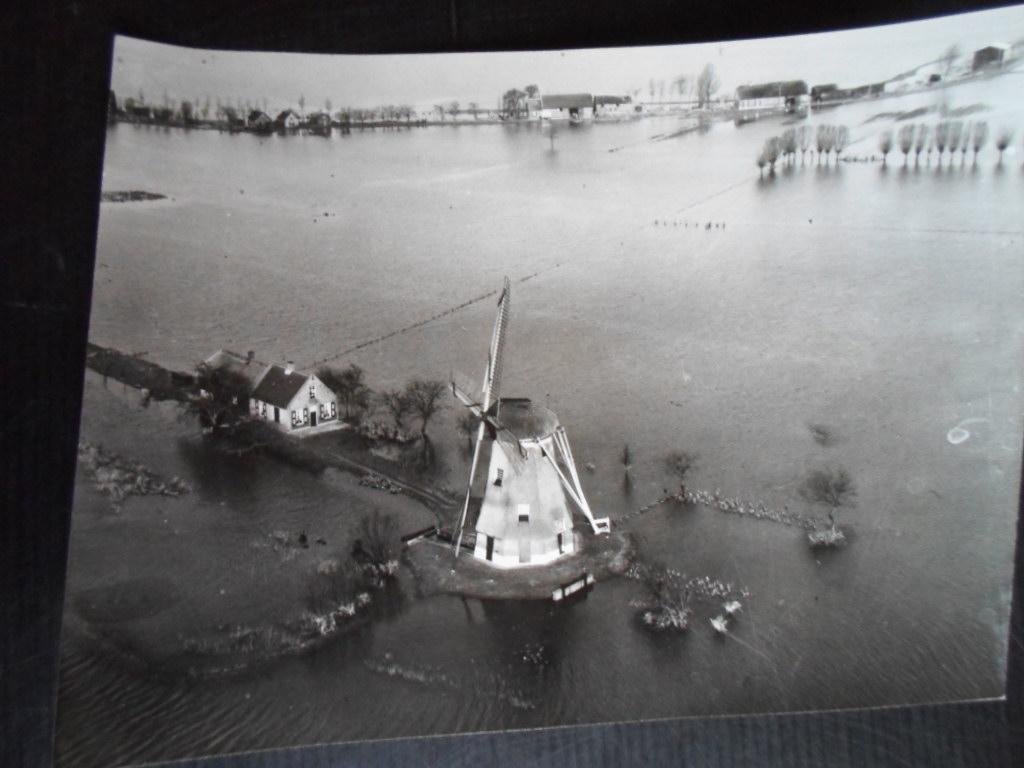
(735, 81), (809, 121)
(540, 93), (594, 122)
(249, 363), (339, 433)
(275, 109), (301, 130)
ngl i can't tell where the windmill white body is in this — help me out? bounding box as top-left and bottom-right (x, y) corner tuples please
(452, 277), (610, 568)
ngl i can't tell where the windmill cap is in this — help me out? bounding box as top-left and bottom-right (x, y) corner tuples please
(490, 398), (560, 439)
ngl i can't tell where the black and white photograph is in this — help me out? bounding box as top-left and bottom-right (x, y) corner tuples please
(56, 5), (1024, 766)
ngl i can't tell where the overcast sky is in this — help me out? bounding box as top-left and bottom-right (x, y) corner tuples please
(111, 5), (1023, 113)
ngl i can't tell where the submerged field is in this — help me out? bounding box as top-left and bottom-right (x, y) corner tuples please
(59, 74), (1024, 766)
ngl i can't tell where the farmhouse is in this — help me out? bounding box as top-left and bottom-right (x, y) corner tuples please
(247, 110), (274, 133)
(275, 109), (301, 131)
(540, 93), (594, 122)
(734, 80), (809, 121)
(250, 363), (339, 433)
(305, 111), (332, 135)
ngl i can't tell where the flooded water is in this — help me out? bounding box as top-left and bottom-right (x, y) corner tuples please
(60, 74), (1024, 766)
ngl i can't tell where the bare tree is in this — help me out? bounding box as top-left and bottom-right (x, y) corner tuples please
(763, 136), (781, 173)
(834, 125), (849, 162)
(995, 126), (1013, 164)
(947, 121), (964, 164)
(447, 100), (460, 120)
(405, 379), (447, 438)
(971, 120), (988, 163)
(878, 129), (893, 164)
(354, 510), (401, 571)
(695, 63), (720, 109)
(318, 363), (371, 421)
(377, 388), (412, 433)
(800, 466), (856, 526)
(665, 450), (698, 499)
(934, 120), (950, 163)
(781, 128), (797, 163)
(815, 124), (834, 163)
(798, 125), (813, 162)
(897, 125), (915, 164)
(185, 364), (253, 432)
(913, 123), (929, 165)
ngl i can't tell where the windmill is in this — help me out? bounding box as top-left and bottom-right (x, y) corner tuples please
(451, 277), (610, 567)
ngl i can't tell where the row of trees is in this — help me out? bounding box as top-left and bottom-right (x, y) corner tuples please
(878, 120), (1017, 166)
(757, 124), (850, 175)
(315, 363), (447, 440)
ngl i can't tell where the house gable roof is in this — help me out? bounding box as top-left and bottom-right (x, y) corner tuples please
(736, 80), (809, 100)
(251, 365), (309, 408)
(542, 93), (593, 110)
(203, 349), (267, 389)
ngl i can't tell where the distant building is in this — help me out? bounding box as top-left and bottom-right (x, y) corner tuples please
(305, 111), (332, 135)
(540, 93), (594, 122)
(810, 84), (839, 104)
(275, 109), (301, 131)
(247, 110), (274, 133)
(152, 106), (174, 124)
(734, 81), (809, 122)
(203, 349), (266, 391)
(972, 44), (1010, 71)
(250, 363), (339, 433)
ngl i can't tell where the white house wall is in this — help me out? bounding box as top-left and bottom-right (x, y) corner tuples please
(249, 373), (339, 433)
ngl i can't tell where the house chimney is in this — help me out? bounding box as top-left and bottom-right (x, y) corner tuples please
(285, 361), (294, 375)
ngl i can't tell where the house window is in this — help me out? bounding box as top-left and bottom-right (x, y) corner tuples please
(309, 384), (315, 400)
(260, 402), (266, 417)
(291, 410), (297, 425)
(494, 468), (504, 487)
(330, 402), (336, 418)
(302, 407), (308, 422)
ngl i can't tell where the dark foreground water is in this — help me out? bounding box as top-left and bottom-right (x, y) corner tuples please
(59, 74), (1024, 766)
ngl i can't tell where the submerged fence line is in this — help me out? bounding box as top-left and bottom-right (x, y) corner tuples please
(304, 264), (560, 369)
(620, 485), (820, 531)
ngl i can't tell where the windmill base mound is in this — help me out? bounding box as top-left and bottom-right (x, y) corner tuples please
(403, 530), (634, 601)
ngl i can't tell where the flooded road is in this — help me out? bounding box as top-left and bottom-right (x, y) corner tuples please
(59, 74), (1024, 766)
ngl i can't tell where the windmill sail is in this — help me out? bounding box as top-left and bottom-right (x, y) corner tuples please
(482, 276), (511, 410)
(454, 277), (512, 556)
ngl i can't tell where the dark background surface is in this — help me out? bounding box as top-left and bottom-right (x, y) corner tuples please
(1, 1), (1022, 766)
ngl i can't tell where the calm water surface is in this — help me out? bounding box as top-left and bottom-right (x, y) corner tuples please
(60, 75), (1024, 766)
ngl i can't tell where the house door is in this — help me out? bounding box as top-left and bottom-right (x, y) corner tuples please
(274, 407), (279, 424)
(310, 411), (318, 427)
(485, 536), (494, 561)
